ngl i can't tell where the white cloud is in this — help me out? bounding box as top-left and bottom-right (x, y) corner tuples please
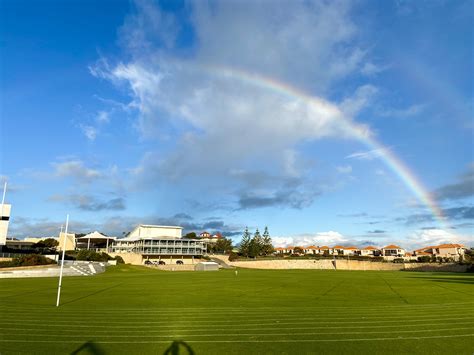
(96, 110), (110, 124)
(360, 62), (388, 76)
(53, 160), (101, 183)
(406, 228), (473, 250)
(379, 104), (426, 118)
(345, 148), (388, 161)
(340, 84), (378, 117)
(79, 124), (98, 141)
(273, 231), (348, 247)
(90, 1), (382, 208)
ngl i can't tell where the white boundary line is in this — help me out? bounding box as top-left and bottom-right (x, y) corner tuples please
(1, 316), (471, 329)
(1, 311), (470, 324)
(2, 321), (473, 334)
(2, 327), (471, 339)
(1, 301), (472, 313)
(0, 334), (472, 343)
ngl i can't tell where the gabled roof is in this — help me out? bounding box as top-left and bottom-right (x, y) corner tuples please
(363, 246), (378, 250)
(140, 225), (183, 229)
(415, 246), (434, 252)
(416, 251), (431, 256)
(320, 246), (329, 249)
(384, 244), (402, 249)
(78, 231), (115, 240)
(436, 243), (464, 248)
(306, 245), (318, 249)
(345, 246), (359, 250)
(333, 245), (345, 249)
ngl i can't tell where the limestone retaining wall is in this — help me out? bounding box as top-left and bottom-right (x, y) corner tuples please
(109, 252), (143, 265)
(211, 255), (467, 272)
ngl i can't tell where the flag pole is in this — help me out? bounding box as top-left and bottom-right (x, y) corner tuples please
(56, 214), (69, 307)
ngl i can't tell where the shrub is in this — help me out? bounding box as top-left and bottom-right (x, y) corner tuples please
(76, 250), (112, 262)
(0, 254), (55, 268)
(114, 255), (125, 264)
(228, 252), (239, 262)
(393, 258), (404, 263)
(417, 256), (431, 263)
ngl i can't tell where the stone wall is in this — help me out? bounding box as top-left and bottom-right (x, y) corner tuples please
(211, 255), (467, 272)
(109, 252), (143, 265)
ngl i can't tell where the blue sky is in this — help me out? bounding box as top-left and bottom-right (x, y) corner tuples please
(1, 0), (473, 249)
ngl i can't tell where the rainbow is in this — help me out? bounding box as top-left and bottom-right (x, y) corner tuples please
(197, 64), (447, 227)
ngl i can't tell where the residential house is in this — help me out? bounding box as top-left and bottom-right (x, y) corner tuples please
(360, 246), (380, 257)
(303, 245), (318, 255)
(382, 244), (406, 259)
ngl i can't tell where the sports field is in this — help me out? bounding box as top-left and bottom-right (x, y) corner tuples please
(0, 265), (473, 354)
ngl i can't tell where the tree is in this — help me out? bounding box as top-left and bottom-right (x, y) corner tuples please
(33, 238), (59, 251)
(239, 227), (251, 257)
(254, 228), (263, 255)
(293, 246), (304, 254)
(215, 237), (233, 253)
(261, 226), (273, 256)
(248, 236), (260, 258)
(42, 238), (59, 249)
(183, 232), (197, 239)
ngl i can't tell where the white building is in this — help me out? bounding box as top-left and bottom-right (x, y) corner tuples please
(111, 225), (206, 265)
(0, 203), (11, 246)
(127, 224), (183, 240)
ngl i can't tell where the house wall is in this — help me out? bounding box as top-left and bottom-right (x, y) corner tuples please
(129, 226), (182, 239)
(0, 204), (11, 246)
(436, 247), (463, 257)
(57, 232), (76, 251)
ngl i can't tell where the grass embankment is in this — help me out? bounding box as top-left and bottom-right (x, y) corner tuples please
(0, 265), (473, 354)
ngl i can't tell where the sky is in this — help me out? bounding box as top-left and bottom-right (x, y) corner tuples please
(0, 0), (473, 249)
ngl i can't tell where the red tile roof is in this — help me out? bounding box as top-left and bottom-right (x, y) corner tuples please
(416, 251), (431, 256)
(363, 246), (378, 250)
(384, 244), (402, 249)
(436, 243), (464, 248)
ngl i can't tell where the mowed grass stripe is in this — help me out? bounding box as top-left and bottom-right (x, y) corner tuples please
(1, 299), (473, 312)
(1, 316), (472, 329)
(1, 266), (473, 354)
(2, 321), (473, 334)
(1, 326), (472, 339)
(0, 334), (472, 344)
(0, 320), (474, 336)
(1, 303), (472, 318)
(2, 310), (472, 323)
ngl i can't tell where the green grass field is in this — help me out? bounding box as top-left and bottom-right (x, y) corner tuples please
(0, 265), (473, 354)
